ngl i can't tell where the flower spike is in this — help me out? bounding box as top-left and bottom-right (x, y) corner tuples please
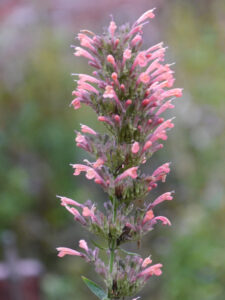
(57, 8), (182, 300)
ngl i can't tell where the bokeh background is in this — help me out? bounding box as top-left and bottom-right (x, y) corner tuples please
(0, 0), (225, 299)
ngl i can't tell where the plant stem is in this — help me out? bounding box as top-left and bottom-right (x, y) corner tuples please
(109, 196), (117, 273)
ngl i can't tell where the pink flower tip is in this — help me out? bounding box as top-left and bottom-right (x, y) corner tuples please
(107, 55), (116, 66)
(139, 73), (150, 84)
(154, 216), (172, 226)
(81, 124), (97, 135)
(142, 257), (152, 268)
(132, 142), (140, 154)
(123, 49), (132, 60)
(136, 8), (156, 25)
(143, 209), (154, 224)
(56, 247), (82, 258)
(138, 263), (163, 278)
(109, 21), (117, 36)
(103, 85), (115, 98)
(79, 239), (89, 252)
(114, 115), (120, 123)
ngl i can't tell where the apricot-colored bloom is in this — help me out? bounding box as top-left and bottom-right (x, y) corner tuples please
(143, 209), (154, 224)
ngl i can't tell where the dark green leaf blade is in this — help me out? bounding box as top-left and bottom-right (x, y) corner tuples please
(82, 276), (108, 300)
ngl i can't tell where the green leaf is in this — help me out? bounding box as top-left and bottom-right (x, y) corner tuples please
(119, 247), (141, 257)
(82, 276), (109, 300)
(91, 239), (107, 250)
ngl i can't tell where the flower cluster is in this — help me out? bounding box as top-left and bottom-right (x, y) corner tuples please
(57, 8), (182, 300)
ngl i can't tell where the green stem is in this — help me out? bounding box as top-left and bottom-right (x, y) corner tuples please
(109, 196), (117, 273)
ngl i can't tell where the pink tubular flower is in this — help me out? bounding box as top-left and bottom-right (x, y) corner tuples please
(107, 55), (117, 69)
(93, 158), (104, 169)
(150, 119), (174, 143)
(151, 192), (173, 207)
(103, 85), (115, 98)
(115, 167), (138, 183)
(138, 263), (163, 279)
(64, 205), (82, 219)
(125, 99), (132, 107)
(85, 168), (103, 182)
(162, 88), (183, 98)
(78, 81), (99, 94)
(136, 8), (156, 24)
(74, 47), (95, 61)
(57, 247), (83, 258)
(142, 257), (152, 268)
(131, 34), (142, 47)
(109, 21), (117, 37)
(132, 51), (147, 69)
(72, 164), (89, 176)
(75, 133), (87, 144)
(123, 48), (132, 63)
(58, 196), (82, 208)
(79, 239), (89, 252)
(153, 216), (171, 226)
(139, 72), (150, 84)
(103, 86), (123, 110)
(143, 209), (154, 225)
(77, 33), (96, 52)
(111, 72), (120, 86)
(81, 124), (97, 135)
(147, 42), (163, 53)
(143, 141), (152, 152)
(98, 116), (113, 126)
(71, 98), (81, 110)
(77, 73), (100, 84)
(132, 142), (140, 154)
(114, 115), (120, 123)
(82, 206), (97, 222)
(152, 162), (171, 178)
(156, 99), (175, 116)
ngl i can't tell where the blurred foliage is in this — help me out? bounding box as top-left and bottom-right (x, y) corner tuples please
(0, 1), (224, 300)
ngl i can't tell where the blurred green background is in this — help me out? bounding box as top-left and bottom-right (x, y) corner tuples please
(0, 0), (224, 299)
